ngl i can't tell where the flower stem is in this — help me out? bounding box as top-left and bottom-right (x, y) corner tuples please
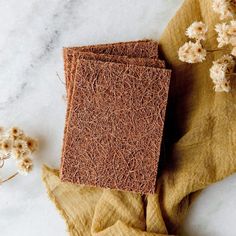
(56, 72), (66, 85)
(207, 49), (231, 52)
(1, 155), (10, 161)
(0, 172), (19, 185)
(0, 162), (4, 168)
(0, 153), (11, 168)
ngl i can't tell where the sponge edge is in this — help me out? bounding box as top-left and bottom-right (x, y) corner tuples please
(63, 39), (159, 89)
(67, 52), (166, 102)
(60, 58), (171, 194)
(65, 40), (159, 61)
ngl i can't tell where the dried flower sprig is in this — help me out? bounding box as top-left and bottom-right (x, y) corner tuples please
(186, 21), (208, 41)
(178, 21), (208, 64)
(215, 21), (236, 49)
(210, 54), (235, 91)
(0, 126), (38, 185)
(178, 41), (207, 63)
(178, 1), (236, 93)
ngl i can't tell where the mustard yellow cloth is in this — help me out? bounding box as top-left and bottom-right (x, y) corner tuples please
(42, 0), (236, 235)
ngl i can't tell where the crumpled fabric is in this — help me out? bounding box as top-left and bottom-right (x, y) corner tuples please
(42, 0), (236, 235)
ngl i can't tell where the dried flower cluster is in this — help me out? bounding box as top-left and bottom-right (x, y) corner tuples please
(178, 41), (207, 63)
(186, 21), (208, 40)
(212, 0), (236, 20)
(215, 21), (236, 54)
(210, 55), (235, 91)
(178, 21), (208, 63)
(0, 126), (38, 184)
(178, 0), (236, 93)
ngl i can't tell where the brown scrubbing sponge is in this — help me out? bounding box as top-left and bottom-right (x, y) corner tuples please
(63, 40), (159, 89)
(60, 59), (171, 194)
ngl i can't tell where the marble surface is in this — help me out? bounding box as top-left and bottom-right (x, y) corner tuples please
(0, 0), (236, 235)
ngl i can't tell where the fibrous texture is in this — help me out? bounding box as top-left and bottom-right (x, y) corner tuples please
(63, 40), (159, 88)
(60, 40), (171, 194)
(62, 40), (163, 171)
(62, 41), (163, 162)
(68, 52), (165, 98)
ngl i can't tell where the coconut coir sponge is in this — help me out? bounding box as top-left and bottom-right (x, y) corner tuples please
(67, 52), (166, 101)
(62, 41), (164, 167)
(63, 40), (159, 89)
(60, 59), (171, 194)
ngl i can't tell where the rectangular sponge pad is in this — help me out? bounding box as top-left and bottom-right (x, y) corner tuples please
(60, 40), (171, 194)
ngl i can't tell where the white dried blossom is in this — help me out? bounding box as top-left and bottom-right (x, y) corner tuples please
(210, 63), (229, 82)
(191, 43), (207, 62)
(228, 21), (236, 48)
(217, 54), (235, 67)
(24, 136), (38, 153)
(9, 127), (24, 139)
(215, 23), (231, 47)
(214, 79), (231, 92)
(212, 0), (235, 20)
(0, 139), (13, 153)
(178, 42), (192, 62)
(13, 149), (29, 160)
(210, 55), (235, 92)
(13, 139), (28, 154)
(178, 41), (206, 63)
(17, 157), (33, 176)
(186, 21), (208, 40)
(0, 126), (38, 184)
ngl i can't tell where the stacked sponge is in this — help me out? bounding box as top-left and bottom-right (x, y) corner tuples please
(60, 40), (171, 194)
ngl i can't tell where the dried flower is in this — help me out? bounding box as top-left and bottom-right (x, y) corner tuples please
(210, 63), (228, 82)
(178, 41), (207, 63)
(17, 157), (33, 176)
(9, 127), (23, 139)
(24, 137), (38, 153)
(212, 0), (235, 20)
(1, 139), (13, 153)
(217, 54), (235, 66)
(214, 78), (231, 92)
(178, 2), (236, 93)
(215, 23), (231, 47)
(210, 55), (235, 92)
(0, 126), (38, 184)
(186, 21), (208, 41)
(215, 20), (236, 48)
(13, 149), (29, 160)
(13, 140), (28, 153)
(191, 43), (207, 62)
(228, 21), (236, 48)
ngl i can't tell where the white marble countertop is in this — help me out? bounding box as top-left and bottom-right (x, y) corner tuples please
(1, 0), (236, 235)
